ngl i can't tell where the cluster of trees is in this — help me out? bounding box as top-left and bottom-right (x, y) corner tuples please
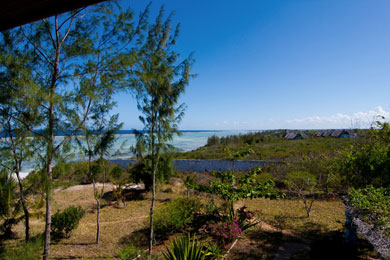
(0, 2), (193, 259)
(206, 131), (279, 147)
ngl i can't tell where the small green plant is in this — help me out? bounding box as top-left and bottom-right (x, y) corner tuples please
(284, 171), (319, 217)
(109, 165), (128, 207)
(271, 214), (289, 233)
(51, 205), (85, 238)
(153, 197), (201, 238)
(189, 167), (282, 220)
(163, 233), (220, 260)
(117, 244), (148, 260)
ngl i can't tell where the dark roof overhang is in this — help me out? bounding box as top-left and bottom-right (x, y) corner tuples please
(0, 0), (108, 32)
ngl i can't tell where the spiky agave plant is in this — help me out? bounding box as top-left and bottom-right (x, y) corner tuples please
(163, 233), (219, 260)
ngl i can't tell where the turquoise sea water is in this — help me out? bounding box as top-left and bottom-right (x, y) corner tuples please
(20, 130), (255, 178)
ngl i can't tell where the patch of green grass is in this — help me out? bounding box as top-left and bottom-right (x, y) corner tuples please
(1, 234), (43, 260)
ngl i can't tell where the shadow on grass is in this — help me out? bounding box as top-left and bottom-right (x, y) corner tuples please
(232, 221), (379, 260)
(58, 241), (97, 246)
(308, 230), (379, 260)
(119, 228), (149, 248)
(102, 188), (146, 202)
(0, 237), (5, 257)
(230, 229), (285, 260)
(298, 221), (330, 240)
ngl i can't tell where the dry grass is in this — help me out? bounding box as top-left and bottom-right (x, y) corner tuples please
(5, 185), (376, 260)
(9, 184), (184, 259)
(244, 197), (345, 239)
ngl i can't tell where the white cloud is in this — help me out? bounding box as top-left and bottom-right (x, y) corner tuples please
(286, 106), (390, 129)
(210, 107), (390, 130)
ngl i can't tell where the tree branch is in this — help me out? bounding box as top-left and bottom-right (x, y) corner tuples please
(20, 27), (54, 68)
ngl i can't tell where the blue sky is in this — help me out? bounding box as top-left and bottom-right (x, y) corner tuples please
(112, 0), (390, 130)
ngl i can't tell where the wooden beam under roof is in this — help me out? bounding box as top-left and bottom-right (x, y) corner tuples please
(0, 0), (108, 32)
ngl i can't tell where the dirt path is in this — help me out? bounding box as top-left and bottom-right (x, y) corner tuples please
(262, 222), (311, 260)
(54, 183), (143, 193)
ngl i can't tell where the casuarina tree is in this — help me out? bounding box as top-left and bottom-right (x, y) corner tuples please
(132, 6), (194, 255)
(77, 95), (122, 244)
(3, 3), (148, 259)
(0, 31), (37, 242)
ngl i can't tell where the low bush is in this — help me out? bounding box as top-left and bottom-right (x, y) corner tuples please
(51, 205), (85, 238)
(153, 197), (201, 238)
(129, 154), (174, 191)
(348, 186), (390, 235)
(202, 219), (242, 247)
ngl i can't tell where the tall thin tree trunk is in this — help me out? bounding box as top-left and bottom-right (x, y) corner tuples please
(15, 171), (29, 242)
(96, 199), (100, 244)
(149, 169), (155, 256)
(92, 179), (101, 244)
(43, 161), (52, 260)
(149, 127), (160, 256)
(43, 15), (59, 259)
(7, 106), (30, 242)
(43, 73), (56, 260)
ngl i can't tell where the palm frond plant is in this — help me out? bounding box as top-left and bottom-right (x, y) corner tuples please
(163, 233), (220, 260)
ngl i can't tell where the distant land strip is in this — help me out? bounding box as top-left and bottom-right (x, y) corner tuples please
(110, 159), (279, 173)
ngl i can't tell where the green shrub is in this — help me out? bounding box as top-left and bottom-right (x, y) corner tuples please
(129, 154), (174, 191)
(348, 186), (390, 235)
(51, 205), (85, 238)
(163, 233), (220, 260)
(153, 197), (201, 238)
(336, 119), (390, 188)
(2, 234), (43, 260)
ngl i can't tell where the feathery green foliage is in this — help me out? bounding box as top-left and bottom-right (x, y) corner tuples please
(76, 94), (123, 243)
(0, 29), (36, 242)
(131, 5), (194, 255)
(1, 2), (150, 258)
(129, 153), (174, 191)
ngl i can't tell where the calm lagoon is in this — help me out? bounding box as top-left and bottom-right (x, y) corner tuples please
(20, 130), (256, 177)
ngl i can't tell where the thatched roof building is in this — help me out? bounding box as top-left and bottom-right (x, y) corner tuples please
(314, 129), (357, 138)
(284, 132), (310, 140)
